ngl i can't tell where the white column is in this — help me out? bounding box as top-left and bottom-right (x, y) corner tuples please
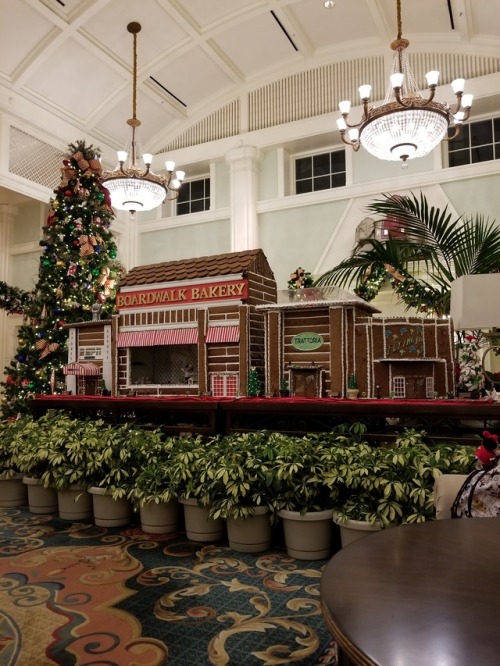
(225, 145), (262, 251)
(0, 205), (18, 384)
(0, 204), (16, 280)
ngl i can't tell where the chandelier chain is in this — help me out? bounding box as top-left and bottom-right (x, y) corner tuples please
(396, 0), (402, 41)
(132, 31), (137, 122)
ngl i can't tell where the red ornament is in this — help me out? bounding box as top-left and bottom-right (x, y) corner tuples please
(73, 240), (80, 246)
(6, 375), (14, 385)
(65, 189), (72, 197)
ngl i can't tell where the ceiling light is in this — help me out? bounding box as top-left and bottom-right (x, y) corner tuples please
(324, 1), (335, 8)
(336, 0), (473, 168)
(102, 22), (185, 215)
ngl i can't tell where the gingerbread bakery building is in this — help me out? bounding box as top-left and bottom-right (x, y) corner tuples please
(111, 249), (276, 397)
(259, 288), (455, 399)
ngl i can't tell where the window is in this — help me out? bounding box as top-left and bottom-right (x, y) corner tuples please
(425, 376), (435, 399)
(210, 372), (239, 397)
(392, 376), (406, 399)
(176, 178), (210, 215)
(448, 117), (500, 167)
(295, 150), (346, 194)
(129, 345), (198, 385)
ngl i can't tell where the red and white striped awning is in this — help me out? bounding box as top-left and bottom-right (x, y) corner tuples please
(63, 362), (101, 376)
(206, 326), (240, 343)
(154, 328), (198, 345)
(116, 331), (156, 347)
(117, 328), (198, 347)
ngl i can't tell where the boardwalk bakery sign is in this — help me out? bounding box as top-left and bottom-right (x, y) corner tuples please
(291, 332), (324, 351)
(116, 279), (248, 309)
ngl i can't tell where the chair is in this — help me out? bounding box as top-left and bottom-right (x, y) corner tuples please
(433, 474), (468, 519)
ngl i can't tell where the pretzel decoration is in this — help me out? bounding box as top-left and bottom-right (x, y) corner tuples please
(35, 339), (59, 359)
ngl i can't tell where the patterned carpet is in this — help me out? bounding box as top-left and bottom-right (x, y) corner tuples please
(0, 508), (337, 665)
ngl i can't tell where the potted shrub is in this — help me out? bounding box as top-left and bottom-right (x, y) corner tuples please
(169, 435), (226, 542)
(201, 432), (280, 552)
(272, 432), (343, 560)
(328, 426), (476, 546)
(0, 415), (29, 507)
(129, 430), (180, 534)
(16, 411), (95, 518)
(86, 423), (143, 527)
(347, 373), (359, 399)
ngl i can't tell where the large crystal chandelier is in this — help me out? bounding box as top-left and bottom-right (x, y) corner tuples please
(336, 0), (473, 168)
(102, 22), (185, 214)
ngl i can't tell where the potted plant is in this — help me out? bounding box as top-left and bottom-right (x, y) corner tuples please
(0, 415), (29, 508)
(328, 426), (476, 546)
(201, 432), (280, 552)
(86, 422), (143, 527)
(271, 432), (343, 560)
(16, 411), (96, 518)
(129, 430), (180, 534)
(169, 435), (226, 542)
(347, 373), (359, 399)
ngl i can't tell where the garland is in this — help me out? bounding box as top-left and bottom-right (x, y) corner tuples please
(0, 281), (31, 315)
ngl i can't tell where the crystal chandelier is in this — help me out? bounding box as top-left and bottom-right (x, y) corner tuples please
(336, 0), (473, 168)
(102, 22), (185, 214)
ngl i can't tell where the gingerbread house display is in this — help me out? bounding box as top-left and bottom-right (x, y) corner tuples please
(112, 249), (276, 396)
(259, 288), (455, 399)
(64, 319), (113, 395)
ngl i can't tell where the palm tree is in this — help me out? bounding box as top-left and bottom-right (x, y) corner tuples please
(314, 192), (500, 318)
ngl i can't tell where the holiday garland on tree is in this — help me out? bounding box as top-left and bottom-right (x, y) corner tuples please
(1, 140), (122, 417)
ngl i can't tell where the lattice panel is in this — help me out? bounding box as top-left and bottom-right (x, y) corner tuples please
(9, 127), (63, 189)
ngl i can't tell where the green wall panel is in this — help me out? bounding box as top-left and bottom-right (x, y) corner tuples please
(139, 219), (231, 265)
(259, 200), (348, 290)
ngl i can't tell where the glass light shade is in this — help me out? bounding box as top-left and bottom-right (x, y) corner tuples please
(117, 150), (128, 163)
(104, 177), (166, 212)
(348, 127), (359, 142)
(451, 78), (465, 93)
(461, 94), (473, 108)
(454, 111), (465, 122)
(142, 153), (153, 165)
(171, 179), (181, 190)
(425, 70), (440, 86)
(339, 100), (351, 114)
(358, 85), (371, 100)
(390, 73), (404, 88)
(165, 161), (175, 172)
(337, 117), (347, 131)
(359, 106), (449, 161)
(176, 170), (185, 181)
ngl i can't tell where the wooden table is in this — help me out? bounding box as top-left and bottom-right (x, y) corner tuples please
(320, 518), (500, 665)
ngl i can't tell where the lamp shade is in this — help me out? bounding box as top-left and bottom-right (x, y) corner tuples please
(450, 275), (500, 330)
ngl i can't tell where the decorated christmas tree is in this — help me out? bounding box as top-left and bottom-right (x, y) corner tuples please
(1, 141), (122, 417)
(247, 367), (261, 397)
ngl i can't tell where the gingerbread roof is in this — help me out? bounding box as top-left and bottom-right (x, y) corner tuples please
(119, 249), (275, 287)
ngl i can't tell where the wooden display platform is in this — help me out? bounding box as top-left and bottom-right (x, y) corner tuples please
(29, 395), (500, 444)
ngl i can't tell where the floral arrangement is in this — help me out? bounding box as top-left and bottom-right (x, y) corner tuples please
(287, 267), (314, 290)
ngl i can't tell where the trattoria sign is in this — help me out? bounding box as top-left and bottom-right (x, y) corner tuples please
(291, 332), (324, 351)
(116, 279), (248, 310)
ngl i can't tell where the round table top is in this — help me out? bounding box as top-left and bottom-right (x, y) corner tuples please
(321, 517), (500, 666)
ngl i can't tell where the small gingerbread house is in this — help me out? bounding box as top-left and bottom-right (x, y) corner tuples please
(259, 287), (455, 398)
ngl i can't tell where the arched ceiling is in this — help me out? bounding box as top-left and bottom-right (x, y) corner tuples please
(1, 0), (499, 162)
